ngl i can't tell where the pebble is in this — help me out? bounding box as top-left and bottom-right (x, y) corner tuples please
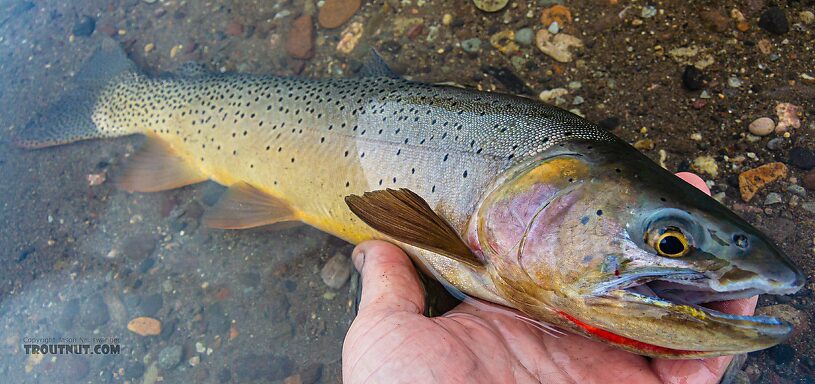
(144, 43), (155, 54)
(633, 139), (654, 151)
(547, 22), (560, 34)
(538, 88), (569, 103)
(461, 38), (482, 53)
(700, 9), (729, 32)
(72, 15), (96, 37)
(127, 316), (162, 336)
(442, 14), (453, 26)
(515, 28), (534, 46)
(681, 65), (705, 91)
(641, 6), (657, 19)
(801, 11), (815, 24)
(803, 202), (815, 214)
(759, 7), (789, 35)
(535, 29), (583, 63)
(774, 103), (802, 133)
(336, 21), (363, 54)
(541, 4), (572, 27)
(764, 192), (782, 206)
(286, 15), (314, 59)
(691, 155), (718, 178)
(738, 162), (788, 202)
(767, 137), (785, 151)
(234, 354), (294, 381)
(318, 0), (361, 29)
(727, 76), (742, 88)
(786, 185), (806, 197)
(789, 147), (815, 170)
(572, 95), (584, 105)
(321, 252), (353, 289)
(158, 345), (183, 370)
(205, 302), (231, 334)
(804, 169), (815, 191)
(489, 30), (519, 54)
(472, 0), (508, 12)
(748, 117), (775, 136)
(81, 294), (110, 330)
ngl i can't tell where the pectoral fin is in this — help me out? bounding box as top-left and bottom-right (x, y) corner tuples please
(203, 182), (298, 229)
(345, 188), (483, 268)
(117, 137), (207, 192)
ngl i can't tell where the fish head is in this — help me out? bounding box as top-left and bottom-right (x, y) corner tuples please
(472, 139), (805, 357)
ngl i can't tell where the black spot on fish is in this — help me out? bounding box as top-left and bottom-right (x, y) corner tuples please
(580, 216), (589, 225)
(596, 209), (603, 216)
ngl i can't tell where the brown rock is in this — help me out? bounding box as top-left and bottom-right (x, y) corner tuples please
(286, 15), (314, 59)
(317, 0), (361, 29)
(127, 316), (162, 336)
(226, 20), (245, 36)
(541, 5), (572, 27)
(803, 169), (815, 191)
(738, 162), (788, 202)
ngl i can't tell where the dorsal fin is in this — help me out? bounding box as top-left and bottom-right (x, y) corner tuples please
(203, 182), (298, 229)
(358, 48), (399, 78)
(345, 189), (483, 268)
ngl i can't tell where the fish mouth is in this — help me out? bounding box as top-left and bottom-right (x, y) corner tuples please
(563, 270), (799, 357)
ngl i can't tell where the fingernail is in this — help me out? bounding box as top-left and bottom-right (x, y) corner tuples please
(352, 250), (365, 272)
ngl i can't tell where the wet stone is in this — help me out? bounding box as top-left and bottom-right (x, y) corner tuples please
(318, 0), (361, 29)
(124, 361), (145, 380)
(58, 298), (80, 330)
(139, 257), (155, 273)
(787, 185), (807, 197)
(789, 147), (815, 170)
(238, 271), (263, 296)
(158, 345), (183, 370)
(461, 38), (482, 53)
(72, 15), (96, 37)
(681, 65), (705, 91)
(748, 117), (775, 136)
(139, 293), (163, 317)
(764, 192), (782, 206)
(81, 294), (110, 330)
(235, 354), (294, 381)
(738, 162), (788, 202)
(759, 7), (789, 35)
(321, 252), (353, 289)
(515, 28), (534, 46)
(767, 137), (785, 151)
(286, 15), (314, 59)
(160, 317), (177, 340)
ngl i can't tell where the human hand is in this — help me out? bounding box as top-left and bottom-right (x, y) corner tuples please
(342, 173), (757, 384)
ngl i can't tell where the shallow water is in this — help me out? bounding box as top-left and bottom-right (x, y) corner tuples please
(1, 1), (814, 383)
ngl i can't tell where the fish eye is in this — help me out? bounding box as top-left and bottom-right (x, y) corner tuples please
(651, 228), (690, 258)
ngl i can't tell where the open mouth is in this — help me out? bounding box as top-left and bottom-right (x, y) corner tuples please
(560, 271), (794, 357)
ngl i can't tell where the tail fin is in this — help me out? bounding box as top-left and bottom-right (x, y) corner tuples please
(14, 38), (138, 148)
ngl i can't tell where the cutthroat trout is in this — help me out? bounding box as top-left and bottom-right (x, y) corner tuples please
(17, 40), (804, 358)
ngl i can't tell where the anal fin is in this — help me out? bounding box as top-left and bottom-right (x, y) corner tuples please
(117, 137), (207, 192)
(203, 182), (298, 229)
(345, 188), (483, 268)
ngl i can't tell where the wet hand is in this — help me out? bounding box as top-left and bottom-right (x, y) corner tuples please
(342, 173), (756, 384)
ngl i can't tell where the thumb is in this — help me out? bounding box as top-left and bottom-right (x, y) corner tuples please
(352, 240), (425, 315)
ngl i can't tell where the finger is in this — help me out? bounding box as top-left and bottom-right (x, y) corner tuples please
(352, 240), (425, 314)
(675, 172), (711, 196)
